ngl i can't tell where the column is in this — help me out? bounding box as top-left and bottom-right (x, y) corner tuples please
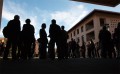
(0, 0), (3, 29)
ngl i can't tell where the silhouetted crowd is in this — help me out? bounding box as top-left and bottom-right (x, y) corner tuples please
(0, 15), (120, 60)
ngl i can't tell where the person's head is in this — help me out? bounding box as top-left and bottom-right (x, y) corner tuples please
(61, 26), (65, 30)
(88, 41), (91, 44)
(41, 23), (46, 29)
(51, 19), (56, 24)
(117, 22), (120, 28)
(114, 28), (117, 32)
(25, 19), (31, 24)
(102, 26), (107, 30)
(14, 15), (20, 20)
(71, 38), (73, 41)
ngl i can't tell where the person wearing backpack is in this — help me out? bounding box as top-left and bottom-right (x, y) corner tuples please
(3, 15), (21, 60)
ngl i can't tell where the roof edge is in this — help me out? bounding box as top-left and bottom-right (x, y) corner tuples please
(67, 9), (120, 33)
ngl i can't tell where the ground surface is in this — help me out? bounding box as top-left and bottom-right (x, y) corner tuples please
(0, 58), (119, 74)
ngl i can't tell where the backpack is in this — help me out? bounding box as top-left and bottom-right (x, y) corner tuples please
(2, 26), (9, 38)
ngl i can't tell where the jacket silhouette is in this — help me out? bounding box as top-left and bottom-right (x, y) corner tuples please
(3, 15), (21, 60)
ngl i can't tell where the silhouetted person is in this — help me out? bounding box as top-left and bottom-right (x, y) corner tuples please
(95, 42), (100, 58)
(0, 42), (5, 57)
(81, 41), (86, 58)
(16, 31), (23, 59)
(87, 39), (95, 58)
(3, 15), (21, 60)
(21, 19), (35, 60)
(31, 39), (36, 58)
(99, 25), (112, 58)
(75, 42), (80, 58)
(69, 38), (76, 58)
(68, 42), (71, 58)
(48, 19), (61, 60)
(110, 38), (116, 58)
(38, 23), (48, 59)
(113, 22), (120, 59)
(60, 26), (68, 59)
(113, 28), (118, 58)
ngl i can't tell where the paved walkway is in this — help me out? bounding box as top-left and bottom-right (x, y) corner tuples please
(0, 58), (119, 74)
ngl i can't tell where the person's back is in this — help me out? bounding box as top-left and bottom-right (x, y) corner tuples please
(81, 41), (86, 58)
(40, 28), (47, 43)
(22, 19), (35, 42)
(21, 19), (35, 59)
(90, 40), (95, 50)
(39, 23), (48, 44)
(99, 26), (111, 44)
(3, 15), (21, 60)
(60, 26), (68, 59)
(99, 26), (111, 58)
(48, 19), (61, 59)
(113, 28), (118, 44)
(7, 16), (21, 39)
(61, 26), (68, 42)
(38, 23), (48, 59)
(49, 20), (61, 40)
(115, 22), (120, 58)
(90, 40), (95, 58)
(116, 23), (120, 43)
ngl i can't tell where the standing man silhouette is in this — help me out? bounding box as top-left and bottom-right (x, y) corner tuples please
(48, 19), (61, 60)
(38, 23), (48, 59)
(99, 25), (112, 58)
(21, 19), (35, 59)
(81, 41), (86, 58)
(3, 15), (21, 60)
(113, 22), (120, 59)
(61, 26), (68, 59)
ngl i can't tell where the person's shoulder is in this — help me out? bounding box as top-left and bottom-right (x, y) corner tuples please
(106, 30), (110, 33)
(56, 24), (60, 28)
(8, 20), (13, 23)
(23, 24), (26, 27)
(100, 29), (104, 33)
(64, 30), (67, 32)
(30, 24), (34, 27)
(40, 29), (43, 31)
(50, 24), (53, 26)
(100, 29), (103, 31)
(31, 25), (35, 30)
(23, 24), (26, 25)
(56, 24), (60, 27)
(9, 20), (13, 22)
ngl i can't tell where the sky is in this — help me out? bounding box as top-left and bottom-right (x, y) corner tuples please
(0, 0), (120, 39)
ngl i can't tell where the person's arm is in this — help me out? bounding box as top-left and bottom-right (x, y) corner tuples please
(19, 21), (21, 31)
(48, 25), (52, 37)
(98, 30), (102, 41)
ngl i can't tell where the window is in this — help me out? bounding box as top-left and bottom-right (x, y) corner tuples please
(71, 33), (72, 38)
(100, 18), (105, 26)
(81, 26), (83, 32)
(86, 31), (95, 41)
(86, 20), (94, 31)
(77, 29), (79, 34)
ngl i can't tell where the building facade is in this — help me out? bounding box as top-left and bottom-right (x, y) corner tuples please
(0, 0), (3, 29)
(67, 9), (120, 46)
